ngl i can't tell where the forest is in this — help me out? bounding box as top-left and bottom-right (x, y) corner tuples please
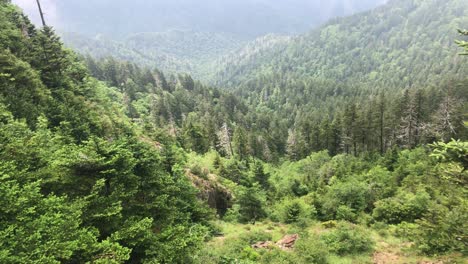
(0, 0), (467, 263)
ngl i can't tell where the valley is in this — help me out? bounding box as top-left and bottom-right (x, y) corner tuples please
(1, 0), (467, 263)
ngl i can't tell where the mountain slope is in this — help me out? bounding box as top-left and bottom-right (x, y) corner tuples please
(61, 30), (245, 74)
(211, 0), (468, 92)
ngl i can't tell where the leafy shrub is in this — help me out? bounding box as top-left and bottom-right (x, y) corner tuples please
(190, 163), (209, 179)
(260, 248), (295, 264)
(320, 222), (374, 255)
(372, 222), (389, 238)
(223, 204), (241, 222)
(412, 203), (467, 255)
(394, 221), (418, 239)
(274, 197), (316, 224)
(372, 190), (430, 224)
(240, 246), (260, 261)
(321, 220), (337, 229)
(335, 205), (357, 222)
(239, 230), (272, 245)
(294, 235), (329, 264)
(321, 180), (370, 219)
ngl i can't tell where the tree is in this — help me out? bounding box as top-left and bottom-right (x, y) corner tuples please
(252, 161), (270, 189)
(232, 126), (249, 160)
(431, 92), (463, 142)
(216, 122), (233, 157)
(0, 166), (130, 263)
(237, 183), (267, 223)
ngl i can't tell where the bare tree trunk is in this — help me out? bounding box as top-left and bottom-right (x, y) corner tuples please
(36, 0), (47, 27)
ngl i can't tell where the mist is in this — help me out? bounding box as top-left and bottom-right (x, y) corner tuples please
(12, 0), (388, 38)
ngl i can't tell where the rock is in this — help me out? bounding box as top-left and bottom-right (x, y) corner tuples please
(186, 170), (232, 216)
(276, 234), (299, 250)
(252, 241), (274, 249)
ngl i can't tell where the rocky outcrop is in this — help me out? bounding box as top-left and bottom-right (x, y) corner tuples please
(186, 170), (232, 216)
(252, 241), (274, 249)
(276, 234), (299, 250)
(251, 234), (299, 251)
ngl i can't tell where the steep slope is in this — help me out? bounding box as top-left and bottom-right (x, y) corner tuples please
(212, 0), (468, 92)
(0, 2), (213, 263)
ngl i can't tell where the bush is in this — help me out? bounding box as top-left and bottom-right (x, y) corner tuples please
(321, 180), (370, 219)
(239, 230), (272, 245)
(412, 203), (467, 255)
(237, 184), (267, 223)
(223, 204), (241, 222)
(273, 197), (316, 224)
(240, 246), (260, 261)
(260, 248), (295, 264)
(190, 163), (209, 179)
(321, 220), (337, 229)
(294, 235), (329, 264)
(320, 222), (374, 255)
(372, 190), (430, 224)
(335, 205), (357, 222)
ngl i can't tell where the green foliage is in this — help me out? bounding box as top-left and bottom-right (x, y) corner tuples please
(237, 184), (267, 223)
(413, 203), (467, 255)
(430, 139), (468, 170)
(320, 222), (374, 256)
(273, 197), (316, 224)
(2, 0), (468, 262)
(294, 235), (330, 264)
(372, 190), (431, 224)
(321, 180), (370, 220)
(0, 166), (131, 263)
(0, 2), (213, 263)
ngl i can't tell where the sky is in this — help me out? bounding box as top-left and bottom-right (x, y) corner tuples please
(13, 0), (59, 26)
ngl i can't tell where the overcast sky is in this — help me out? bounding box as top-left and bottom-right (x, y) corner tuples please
(13, 0), (58, 26)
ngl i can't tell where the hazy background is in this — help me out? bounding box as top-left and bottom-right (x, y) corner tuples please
(13, 0), (388, 39)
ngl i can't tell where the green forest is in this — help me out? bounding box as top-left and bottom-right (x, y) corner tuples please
(0, 0), (467, 263)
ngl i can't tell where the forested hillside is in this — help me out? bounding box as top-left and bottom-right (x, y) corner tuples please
(14, 0), (388, 79)
(0, 2), (213, 262)
(212, 0), (468, 90)
(61, 30), (246, 75)
(1, 0), (467, 263)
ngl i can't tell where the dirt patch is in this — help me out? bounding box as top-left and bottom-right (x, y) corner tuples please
(373, 251), (400, 264)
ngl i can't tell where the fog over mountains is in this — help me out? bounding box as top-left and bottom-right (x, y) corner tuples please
(13, 0), (387, 38)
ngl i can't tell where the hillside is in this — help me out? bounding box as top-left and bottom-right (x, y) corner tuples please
(1, 0), (468, 263)
(211, 0), (468, 92)
(0, 2), (215, 262)
(61, 30), (246, 74)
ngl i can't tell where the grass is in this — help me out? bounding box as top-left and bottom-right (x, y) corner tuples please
(198, 220), (467, 264)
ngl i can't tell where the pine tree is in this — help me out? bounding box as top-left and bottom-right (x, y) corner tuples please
(233, 126), (249, 160)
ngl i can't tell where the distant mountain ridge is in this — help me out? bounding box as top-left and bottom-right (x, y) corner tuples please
(210, 0), (468, 91)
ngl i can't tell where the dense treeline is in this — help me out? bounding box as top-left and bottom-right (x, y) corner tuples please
(0, 1), (212, 262)
(84, 56), (468, 162)
(1, 0), (468, 262)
